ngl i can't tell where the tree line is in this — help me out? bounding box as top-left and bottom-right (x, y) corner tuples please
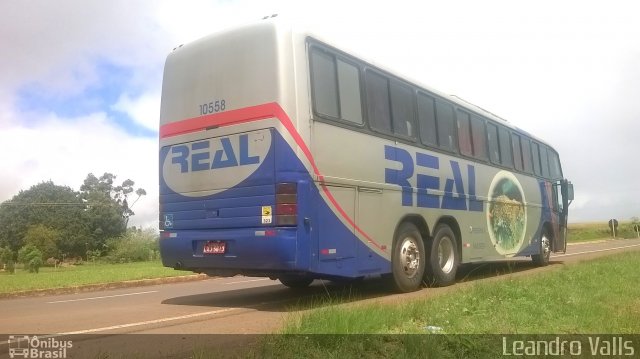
(0, 173), (147, 272)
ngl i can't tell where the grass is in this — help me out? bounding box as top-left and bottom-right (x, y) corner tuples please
(568, 221), (640, 242)
(256, 251), (640, 357)
(0, 261), (190, 294)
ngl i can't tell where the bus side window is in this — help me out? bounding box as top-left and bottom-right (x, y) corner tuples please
(310, 49), (339, 119)
(471, 115), (488, 160)
(487, 123), (500, 164)
(390, 81), (415, 138)
(498, 126), (513, 168)
(336, 59), (363, 124)
(436, 101), (457, 152)
(548, 149), (562, 179)
(540, 145), (550, 178)
(457, 110), (472, 156)
(521, 137), (533, 174)
(532, 142), (542, 176)
(365, 70), (392, 133)
(512, 133), (523, 171)
(417, 93), (438, 147)
(310, 48), (363, 125)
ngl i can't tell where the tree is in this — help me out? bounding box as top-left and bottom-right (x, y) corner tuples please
(0, 174), (146, 260)
(79, 173), (146, 252)
(18, 244), (43, 273)
(24, 224), (60, 260)
(0, 181), (89, 256)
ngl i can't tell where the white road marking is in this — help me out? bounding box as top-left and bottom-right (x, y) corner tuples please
(225, 278), (271, 285)
(47, 291), (158, 304)
(553, 243), (640, 257)
(0, 308), (231, 345)
(59, 307), (240, 335)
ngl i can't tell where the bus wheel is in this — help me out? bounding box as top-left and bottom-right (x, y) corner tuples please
(532, 230), (551, 266)
(390, 222), (426, 292)
(425, 224), (459, 287)
(279, 276), (313, 289)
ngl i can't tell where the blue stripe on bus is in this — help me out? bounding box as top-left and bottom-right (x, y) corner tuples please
(159, 129), (390, 278)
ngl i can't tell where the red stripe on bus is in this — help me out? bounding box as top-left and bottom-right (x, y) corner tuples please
(160, 102), (387, 253)
(159, 104), (277, 138)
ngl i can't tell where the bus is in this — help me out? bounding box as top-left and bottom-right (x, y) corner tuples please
(159, 19), (574, 292)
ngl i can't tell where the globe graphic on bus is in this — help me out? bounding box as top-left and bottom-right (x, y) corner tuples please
(487, 171), (527, 256)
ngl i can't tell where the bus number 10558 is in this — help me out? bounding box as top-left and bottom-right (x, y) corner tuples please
(199, 99), (226, 115)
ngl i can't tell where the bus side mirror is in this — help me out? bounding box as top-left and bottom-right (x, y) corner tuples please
(565, 181), (574, 202)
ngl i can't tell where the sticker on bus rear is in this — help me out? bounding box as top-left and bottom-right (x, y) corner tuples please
(261, 206), (272, 224)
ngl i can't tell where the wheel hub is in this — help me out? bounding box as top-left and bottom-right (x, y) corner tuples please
(438, 236), (455, 274)
(400, 238), (420, 278)
(541, 235), (550, 256)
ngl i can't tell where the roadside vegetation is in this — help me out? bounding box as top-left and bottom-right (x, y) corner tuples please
(0, 227), (188, 294)
(0, 173), (150, 274)
(0, 260), (186, 294)
(257, 251), (640, 357)
(568, 218), (640, 242)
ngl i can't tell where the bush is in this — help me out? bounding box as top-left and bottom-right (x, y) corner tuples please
(105, 228), (159, 263)
(18, 244), (44, 273)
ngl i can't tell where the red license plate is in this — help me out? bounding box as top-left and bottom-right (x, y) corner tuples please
(203, 241), (226, 254)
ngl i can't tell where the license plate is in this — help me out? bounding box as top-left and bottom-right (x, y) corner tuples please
(203, 241), (226, 254)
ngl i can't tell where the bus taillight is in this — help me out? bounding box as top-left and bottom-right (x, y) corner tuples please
(276, 183), (297, 226)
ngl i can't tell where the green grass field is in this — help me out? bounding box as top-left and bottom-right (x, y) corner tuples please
(568, 221), (639, 242)
(0, 261), (189, 294)
(256, 251), (640, 357)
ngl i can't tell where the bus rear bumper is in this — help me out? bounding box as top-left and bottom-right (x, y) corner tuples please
(159, 228), (306, 276)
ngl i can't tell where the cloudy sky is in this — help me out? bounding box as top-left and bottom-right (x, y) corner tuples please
(1, 0), (639, 228)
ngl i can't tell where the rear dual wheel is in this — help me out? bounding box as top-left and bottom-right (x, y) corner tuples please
(425, 224), (459, 287)
(390, 223), (426, 292)
(390, 223), (460, 292)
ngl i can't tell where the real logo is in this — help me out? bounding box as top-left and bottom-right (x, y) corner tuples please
(170, 133), (260, 173)
(384, 145), (482, 212)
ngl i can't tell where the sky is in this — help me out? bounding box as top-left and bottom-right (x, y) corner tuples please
(1, 0), (639, 228)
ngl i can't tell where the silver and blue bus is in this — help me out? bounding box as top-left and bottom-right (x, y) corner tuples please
(159, 19), (573, 292)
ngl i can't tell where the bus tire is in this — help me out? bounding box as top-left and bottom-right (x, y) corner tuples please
(425, 224), (459, 287)
(390, 222), (426, 292)
(279, 276), (313, 289)
(532, 229), (551, 266)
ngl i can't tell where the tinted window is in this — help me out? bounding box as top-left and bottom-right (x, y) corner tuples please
(310, 50), (338, 118)
(336, 60), (363, 124)
(549, 150), (562, 179)
(418, 93), (437, 146)
(471, 116), (487, 160)
(457, 110), (472, 156)
(532, 142), (541, 176)
(436, 101), (456, 152)
(487, 123), (500, 164)
(498, 127), (512, 167)
(512, 133), (523, 171)
(390, 81), (415, 137)
(540, 145), (550, 178)
(521, 137), (533, 174)
(365, 71), (391, 132)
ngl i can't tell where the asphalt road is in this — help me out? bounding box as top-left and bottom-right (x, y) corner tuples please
(1, 238), (640, 357)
